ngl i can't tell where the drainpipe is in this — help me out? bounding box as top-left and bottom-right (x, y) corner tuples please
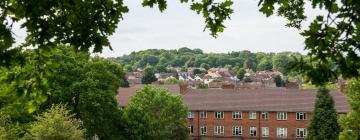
(198, 111), (200, 139)
(258, 111), (261, 140)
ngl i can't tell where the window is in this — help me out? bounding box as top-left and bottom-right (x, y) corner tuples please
(188, 126), (194, 135)
(232, 112), (242, 119)
(262, 127), (269, 137)
(277, 128), (287, 138)
(277, 112), (287, 120)
(296, 112), (307, 120)
(200, 111), (207, 119)
(215, 112), (224, 119)
(296, 128), (307, 138)
(249, 112), (257, 119)
(200, 126), (207, 135)
(188, 112), (194, 119)
(232, 126), (242, 136)
(250, 127), (257, 136)
(261, 112), (269, 120)
(214, 126), (224, 136)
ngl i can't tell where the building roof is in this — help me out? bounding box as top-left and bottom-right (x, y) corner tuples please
(183, 88), (350, 113)
(116, 86), (350, 113)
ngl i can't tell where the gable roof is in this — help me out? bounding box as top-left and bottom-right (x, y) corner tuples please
(116, 86), (350, 113)
(183, 88), (350, 113)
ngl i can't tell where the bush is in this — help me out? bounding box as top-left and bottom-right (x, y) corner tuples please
(197, 83), (208, 89)
(164, 77), (179, 84)
(23, 104), (86, 140)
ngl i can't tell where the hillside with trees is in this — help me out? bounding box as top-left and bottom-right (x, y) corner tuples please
(110, 47), (303, 75)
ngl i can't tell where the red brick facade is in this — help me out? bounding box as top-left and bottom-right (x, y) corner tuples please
(188, 111), (310, 140)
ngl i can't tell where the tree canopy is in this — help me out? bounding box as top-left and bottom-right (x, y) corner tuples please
(122, 85), (188, 140)
(23, 104), (85, 140)
(2, 0), (359, 85)
(111, 48), (296, 74)
(339, 78), (360, 140)
(141, 66), (157, 84)
(1, 45), (126, 139)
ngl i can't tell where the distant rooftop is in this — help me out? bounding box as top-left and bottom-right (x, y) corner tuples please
(116, 85), (350, 113)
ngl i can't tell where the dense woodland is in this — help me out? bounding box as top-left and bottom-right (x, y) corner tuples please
(110, 47), (303, 75)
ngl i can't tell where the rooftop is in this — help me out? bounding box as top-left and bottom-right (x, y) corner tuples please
(116, 85), (350, 113)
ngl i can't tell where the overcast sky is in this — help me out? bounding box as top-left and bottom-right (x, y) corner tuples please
(13, 0), (322, 57)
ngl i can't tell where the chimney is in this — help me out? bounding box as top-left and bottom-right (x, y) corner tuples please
(179, 82), (189, 95)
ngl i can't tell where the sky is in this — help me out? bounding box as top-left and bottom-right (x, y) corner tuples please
(13, 0), (322, 58)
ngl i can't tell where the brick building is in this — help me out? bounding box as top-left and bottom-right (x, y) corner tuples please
(116, 85), (350, 140)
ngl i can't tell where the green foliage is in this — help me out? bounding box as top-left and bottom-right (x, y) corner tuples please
(189, 0), (234, 37)
(338, 79), (360, 140)
(123, 85), (188, 139)
(197, 83), (208, 89)
(257, 57), (273, 71)
(307, 87), (340, 140)
(243, 77), (252, 83)
(23, 104), (85, 140)
(274, 75), (283, 87)
(45, 46), (125, 139)
(141, 66), (158, 84)
(120, 77), (130, 88)
(302, 82), (339, 90)
(1, 0), (129, 66)
(0, 113), (24, 140)
(164, 77), (179, 85)
(236, 68), (246, 81)
(112, 49), (287, 74)
(272, 52), (293, 74)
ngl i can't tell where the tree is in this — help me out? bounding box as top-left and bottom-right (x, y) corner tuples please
(120, 77), (130, 88)
(257, 57), (273, 71)
(338, 79), (360, 140)
(243, 58), (256, 72)
(272, 52), (292, 74)
(1, 0), (129, 66)
(237, 68), (246, 81)
(274, 75), (283, 87)
(141, 66), (157, 84)
(122, 85), (188, 140)
(23, 104), (85, 140)
(45, 46), (125, 139)
(307, 87), (340, 140)
(2, 0), (360, 85)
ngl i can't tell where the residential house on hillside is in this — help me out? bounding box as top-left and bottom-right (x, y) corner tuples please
(155, 73), (176, 81)
(117, 86), (350, 140)
(126, 72), (143, 85)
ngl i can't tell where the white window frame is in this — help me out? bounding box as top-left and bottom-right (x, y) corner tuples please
(215, 111), (224, 119)
(261, 112), (269, 120)
(262, 127), (269, 137)
(250, 127), (257, 137)
(200, 111), (207, 119)
(214, 126), (224, 136)
(232, 126), (242, 136)
(188, 111), (194, 119)
(296, 112), (307, 120)
(232, 111), (242, 119)
(200, 126), (207, 135)
(277, 128), (287, 138)
(296, 128), (307, 138)
(277, 112), (287, 120)
(249, 111), (257, 120)
(188, 126), (194, 135)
